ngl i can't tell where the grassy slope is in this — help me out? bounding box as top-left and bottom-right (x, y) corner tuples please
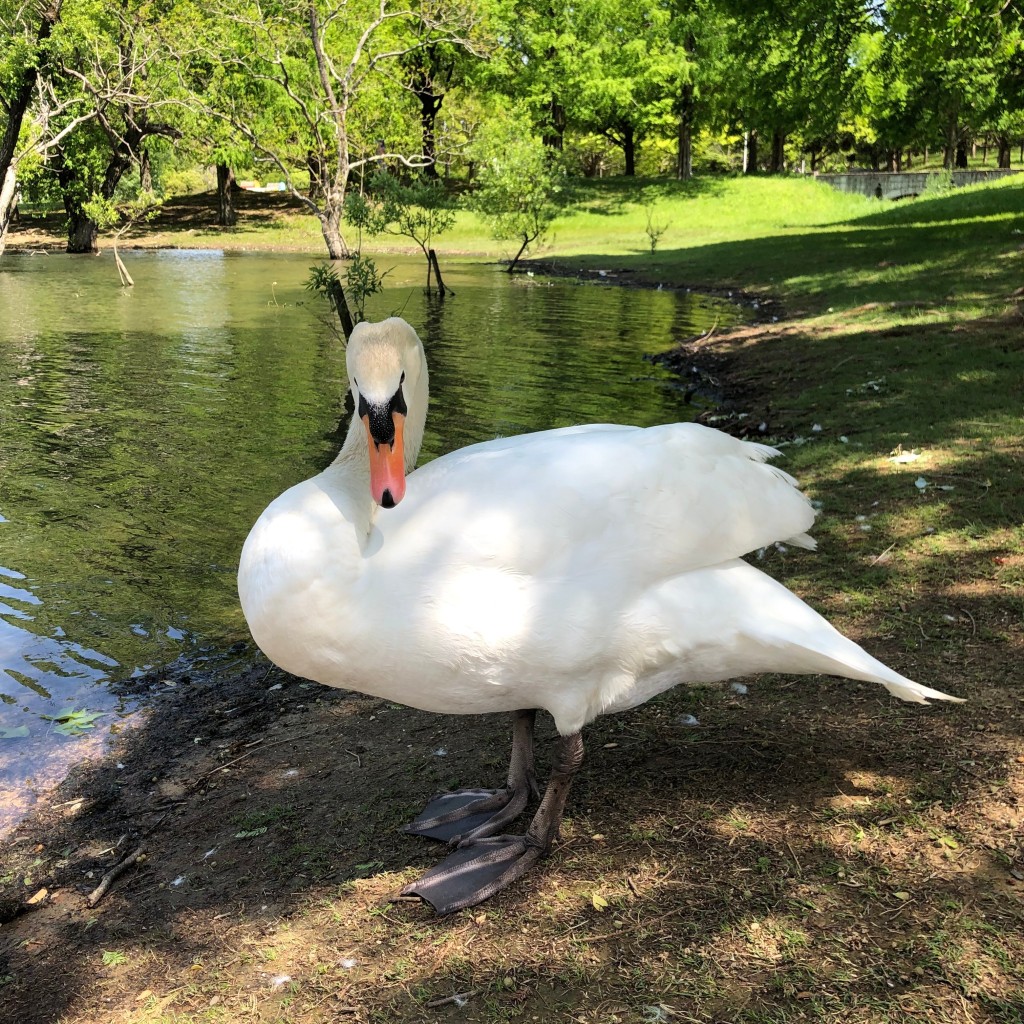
(2, 176), (1022, 1024)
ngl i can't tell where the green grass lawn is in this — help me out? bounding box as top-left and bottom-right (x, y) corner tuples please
(533, 174), (1023, 319)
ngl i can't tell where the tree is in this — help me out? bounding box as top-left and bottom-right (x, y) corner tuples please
(173, 0), (485, 260)
(469, 109), (563, 272)
(668, 0), (732, 180)
(370, 170), (456, 292)
(720, 0), (868, 174)
(0, 0), (86, 255)
(48, 0), (180, 252)
(570, 1), (679, 176)
(884, 0), (1019, 169)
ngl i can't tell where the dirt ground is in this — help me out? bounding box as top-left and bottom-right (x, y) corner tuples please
(1, 312), (1021, 1024)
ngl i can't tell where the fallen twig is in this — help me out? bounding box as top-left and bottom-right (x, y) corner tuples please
(425, 989), (480, 1009)
(87, 846), (146, 907)
(869, 542), (897, 566)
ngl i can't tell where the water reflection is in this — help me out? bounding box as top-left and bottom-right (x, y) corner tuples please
(0, 250), (739, 832)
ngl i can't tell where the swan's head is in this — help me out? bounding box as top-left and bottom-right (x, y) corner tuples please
(346, 317), (427, 509)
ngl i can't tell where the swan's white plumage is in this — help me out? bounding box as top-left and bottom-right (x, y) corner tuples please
(238, 317), (960, 736)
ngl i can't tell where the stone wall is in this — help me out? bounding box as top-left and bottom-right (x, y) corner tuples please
(815, 169), (1020, 200)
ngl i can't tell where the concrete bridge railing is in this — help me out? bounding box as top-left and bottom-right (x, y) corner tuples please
(815, 169), (1020, 200)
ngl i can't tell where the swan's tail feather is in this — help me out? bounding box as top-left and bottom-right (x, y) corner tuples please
(772, 624), (964, 704)
(786, 531), (817, 551)
(744, 441), (783, 463)
(723, 564), (965, 704)
(880, 678), (965, 705)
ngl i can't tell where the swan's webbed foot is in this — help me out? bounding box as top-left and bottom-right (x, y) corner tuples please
(403, 785), (532, 843)
(401, 834), (544, 915)
(403, 731), (584, 915)
(403, 709), (539, 844)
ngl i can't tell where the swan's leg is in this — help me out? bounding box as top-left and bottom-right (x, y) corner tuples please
(402, 731), (584, 915)
(403, 709), (539, 843)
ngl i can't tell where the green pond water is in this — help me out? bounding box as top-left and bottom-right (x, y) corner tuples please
(0, 249), (739, 831)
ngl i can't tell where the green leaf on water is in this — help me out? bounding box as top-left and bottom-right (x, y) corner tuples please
(42, 709), (104, 736)
(0, 726), (30, 739)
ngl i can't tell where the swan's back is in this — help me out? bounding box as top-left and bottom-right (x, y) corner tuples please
(375, 422), (816, 586)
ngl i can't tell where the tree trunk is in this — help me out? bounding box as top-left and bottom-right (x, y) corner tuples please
(308, 151), (326, 200)
(544, 95), (566, 151)
(997, 135), (1011, 169)
(943, 121), (958, 170)
(66, 208), (99, 253)
(326, 274), (354, 339)
(955, 141), (968, 169)
(217, 163), (237, 226)
(0, 1), (64, 206)
(676, 84), (694, 181)
(320, 208), (349, 260)
(623, 124), (636, 177)
(905, 150), (912, 169)
(428, 249), (449, 298)
(140, 147), (152, 191)
(417, 91), (443, 175)
(745, 130), (758, 174)
(507, 234), (530, 273)
(61, 142), (134, 253)
(885, 149), (896, 172)
(539, 34), (567, 151)
(769, 130), (785, 173)
(0, 164), (17, 258)
(810, 144), (819, 173)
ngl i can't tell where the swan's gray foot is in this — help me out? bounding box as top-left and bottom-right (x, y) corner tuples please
(401, 835), (544, 915)
(403, 709), (538, 844)
(403, 785), (531, 843)
(403, 730), (584, 915)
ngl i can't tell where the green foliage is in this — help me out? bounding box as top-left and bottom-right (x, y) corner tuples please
(42, 708), (104, 737)
(83, 189), (162, 236)
(641, 201), (670, 255)
(343, 253), (388, 320)
(469, 110), (565, 269)
(160, 167), (209, 197)
(307, 256), (386, 327)
(924, 169), (955, 196)
(371, 171), (457, 258)
(4, 0), (1024, 261)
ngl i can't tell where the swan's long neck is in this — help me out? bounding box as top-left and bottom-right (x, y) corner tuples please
(329, 349), (430, 523)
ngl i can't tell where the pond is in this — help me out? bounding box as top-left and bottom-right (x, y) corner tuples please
(0, 250), (740, 834)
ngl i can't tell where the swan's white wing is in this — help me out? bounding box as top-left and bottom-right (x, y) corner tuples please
(377, 422), (815, 586)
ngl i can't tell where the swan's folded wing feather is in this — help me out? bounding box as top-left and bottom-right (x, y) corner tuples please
(379, 422), (816, 583)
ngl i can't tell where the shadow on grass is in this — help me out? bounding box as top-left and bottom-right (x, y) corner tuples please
(561, 174), (730, 216)
(0, 598), (1020, 1024)
(841, 178), (1024, 228)
(557, 179), (1023, 313)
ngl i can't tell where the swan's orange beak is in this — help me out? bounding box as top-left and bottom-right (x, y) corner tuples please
(363, 411), (406, 508)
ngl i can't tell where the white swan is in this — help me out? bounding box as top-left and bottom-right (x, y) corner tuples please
(238, 316), (961, 914)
